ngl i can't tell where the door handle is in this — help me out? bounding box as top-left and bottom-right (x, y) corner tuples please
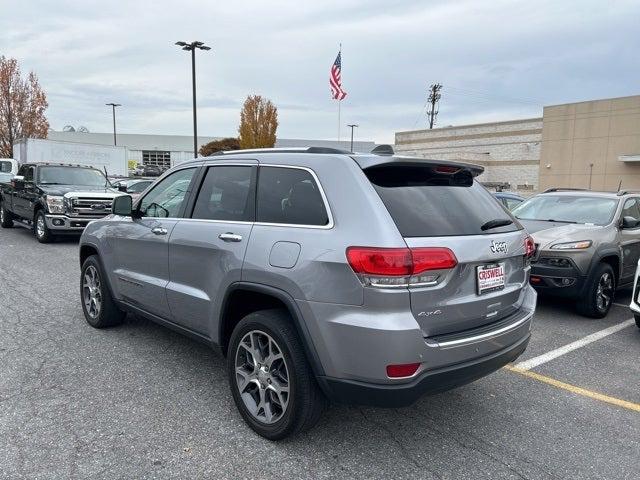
(219, 232), (242, 242)
(151, 226), (168, 235)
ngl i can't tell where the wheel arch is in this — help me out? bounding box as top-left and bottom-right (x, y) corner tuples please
(219, 282), (325, 377)
(589, 246), (621, 285)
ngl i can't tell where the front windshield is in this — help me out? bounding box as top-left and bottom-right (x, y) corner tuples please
(0, 161), (12, 173)
(38, 166), (108, 187)
(512, 195), (618, 226)
(0, 172), (13, 182)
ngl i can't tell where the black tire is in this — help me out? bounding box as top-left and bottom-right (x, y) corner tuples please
(0, 198), (13, 228)
(34, 210), (55, 243)
(635, 314), (640, 329)
(80, 255), (125, 328)
(577, 263), (615, 318)
(227, 309), (326, 440)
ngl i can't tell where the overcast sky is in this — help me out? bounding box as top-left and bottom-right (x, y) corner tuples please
(1, 0), (639, 143)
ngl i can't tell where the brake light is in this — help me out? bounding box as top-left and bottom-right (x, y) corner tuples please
(435, 165), (460, 174)
(524, 236), (535, 258)
(346, 246), (457, 287)
(386, 363), (421, 378)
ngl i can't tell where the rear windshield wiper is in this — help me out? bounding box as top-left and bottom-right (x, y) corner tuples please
(481, 218), (513, 231)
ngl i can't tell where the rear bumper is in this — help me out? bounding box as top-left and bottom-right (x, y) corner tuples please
(318, 333), (530, 407)
(45, 214), (102, 232)
(298, 285), (536, 405)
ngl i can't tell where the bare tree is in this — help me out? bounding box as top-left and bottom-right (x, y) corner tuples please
(0, 56), (49, 157)
(238, 95), (278, 149)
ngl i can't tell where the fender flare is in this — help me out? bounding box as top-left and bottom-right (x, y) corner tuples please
(585, 247), (621, 289)
(219, 282), (326, 377)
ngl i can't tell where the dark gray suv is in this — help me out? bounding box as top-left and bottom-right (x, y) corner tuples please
(513, 188), (640, 318)
(78, 147), (536, 439)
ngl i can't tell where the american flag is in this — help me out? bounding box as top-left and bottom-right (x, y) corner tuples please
(330, 51), (347, 100)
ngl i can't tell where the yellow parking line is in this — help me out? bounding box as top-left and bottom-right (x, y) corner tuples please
(504, 365), (640, 413)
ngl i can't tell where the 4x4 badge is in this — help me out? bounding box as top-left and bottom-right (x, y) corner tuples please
(490, 240), (508, 254)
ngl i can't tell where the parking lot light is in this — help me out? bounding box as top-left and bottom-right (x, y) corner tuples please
(175, 40), (211, 158)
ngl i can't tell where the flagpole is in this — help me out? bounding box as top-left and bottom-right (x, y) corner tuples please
(338, 100), (341, 142)
(338, 43), (342, 143)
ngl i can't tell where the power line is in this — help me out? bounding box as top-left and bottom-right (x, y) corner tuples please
(446, 86), (543, 106)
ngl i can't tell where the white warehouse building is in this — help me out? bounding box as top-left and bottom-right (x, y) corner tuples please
(47, 131), (377, 170)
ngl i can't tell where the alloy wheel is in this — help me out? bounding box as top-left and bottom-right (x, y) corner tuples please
(595, 272), (613, 312)
(36, 214), (45, 238)
(234, 330), (290, 424)
(82, 265), (102, 319)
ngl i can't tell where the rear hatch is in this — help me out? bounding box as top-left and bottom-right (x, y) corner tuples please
(364, 162), (528, 337)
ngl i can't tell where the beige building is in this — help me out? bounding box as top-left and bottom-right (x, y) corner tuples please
(395, 118), (542, 193)
(395, 94), (640, 195)
(539, 95), (640, 192)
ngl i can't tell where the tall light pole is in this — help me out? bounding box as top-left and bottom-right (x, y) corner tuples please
(105, 103), (121, 145)
(347, 124), (358, 152)
(175, 40), (211, 158)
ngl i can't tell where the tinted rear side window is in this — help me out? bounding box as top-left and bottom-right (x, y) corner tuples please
(192, 166), (256, 222)
(257, 167), (329, 226)
(365, 165), (519, 237)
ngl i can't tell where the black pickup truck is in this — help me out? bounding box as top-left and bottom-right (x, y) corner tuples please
(0, 163), (123, 243)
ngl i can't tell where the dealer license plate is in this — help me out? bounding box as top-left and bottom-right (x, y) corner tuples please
(476, 263), (505, 295)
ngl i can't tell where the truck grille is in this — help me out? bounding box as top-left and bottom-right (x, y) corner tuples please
(69, 197), (113, 217)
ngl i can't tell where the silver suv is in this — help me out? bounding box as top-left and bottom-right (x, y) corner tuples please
(78, 147), (536, 439)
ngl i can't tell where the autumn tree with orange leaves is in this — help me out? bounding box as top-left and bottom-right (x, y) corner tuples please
(238, 95), (278, 149)
(0, 56), (49, 158)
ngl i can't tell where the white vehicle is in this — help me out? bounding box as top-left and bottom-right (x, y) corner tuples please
(12, 138), (127, 176)
(0, 158), (18, 175)
(628, 261), (640, 329)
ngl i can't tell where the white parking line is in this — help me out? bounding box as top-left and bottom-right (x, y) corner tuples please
(514, 319), (636, 370)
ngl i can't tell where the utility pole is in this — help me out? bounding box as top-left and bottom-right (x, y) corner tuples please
(347, 124), (358, 152)
(427, 83), (442, 129)
(175, 41), (211, 158)
(105, 103), (121, 145)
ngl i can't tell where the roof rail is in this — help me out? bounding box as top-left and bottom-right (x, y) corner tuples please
(616, 190), (640, 196)
(210, 146), (351, 156)
(371, 144), (394, 155)
(542, 188), (588, 193)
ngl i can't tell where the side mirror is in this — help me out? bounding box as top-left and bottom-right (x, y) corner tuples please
(621, 216), (639, 229)
(112, 195), (133, 216)
(12, 175), (24, 189)
(118, 184), (128, 192)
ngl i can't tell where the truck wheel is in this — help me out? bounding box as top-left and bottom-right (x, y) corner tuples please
(80, 255), (125, 328)
(34, 210), (54, 243)
(0, 199), (13, 228)
(577, 263), (615, 318)
(227, 309), (326, 440)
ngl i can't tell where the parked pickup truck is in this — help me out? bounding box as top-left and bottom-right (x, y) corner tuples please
(0, 162), (123, 243)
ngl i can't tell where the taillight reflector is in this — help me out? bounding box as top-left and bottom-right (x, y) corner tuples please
(386, 363), (421, 378)
(346, 247), (457, 276)
(524, 236), (536, 258)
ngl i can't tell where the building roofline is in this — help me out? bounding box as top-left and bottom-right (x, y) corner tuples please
(396, 117), (542, 136)
(543, 94), (640, 109)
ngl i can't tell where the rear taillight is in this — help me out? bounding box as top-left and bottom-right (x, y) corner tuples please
(346, 246), (457, 288)
(524, 236), (535, 258)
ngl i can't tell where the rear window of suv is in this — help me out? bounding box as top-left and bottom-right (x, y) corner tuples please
(365, 164), (520, 237)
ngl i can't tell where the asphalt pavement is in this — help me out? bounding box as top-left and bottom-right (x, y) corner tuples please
(1, 224), (639, 479)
